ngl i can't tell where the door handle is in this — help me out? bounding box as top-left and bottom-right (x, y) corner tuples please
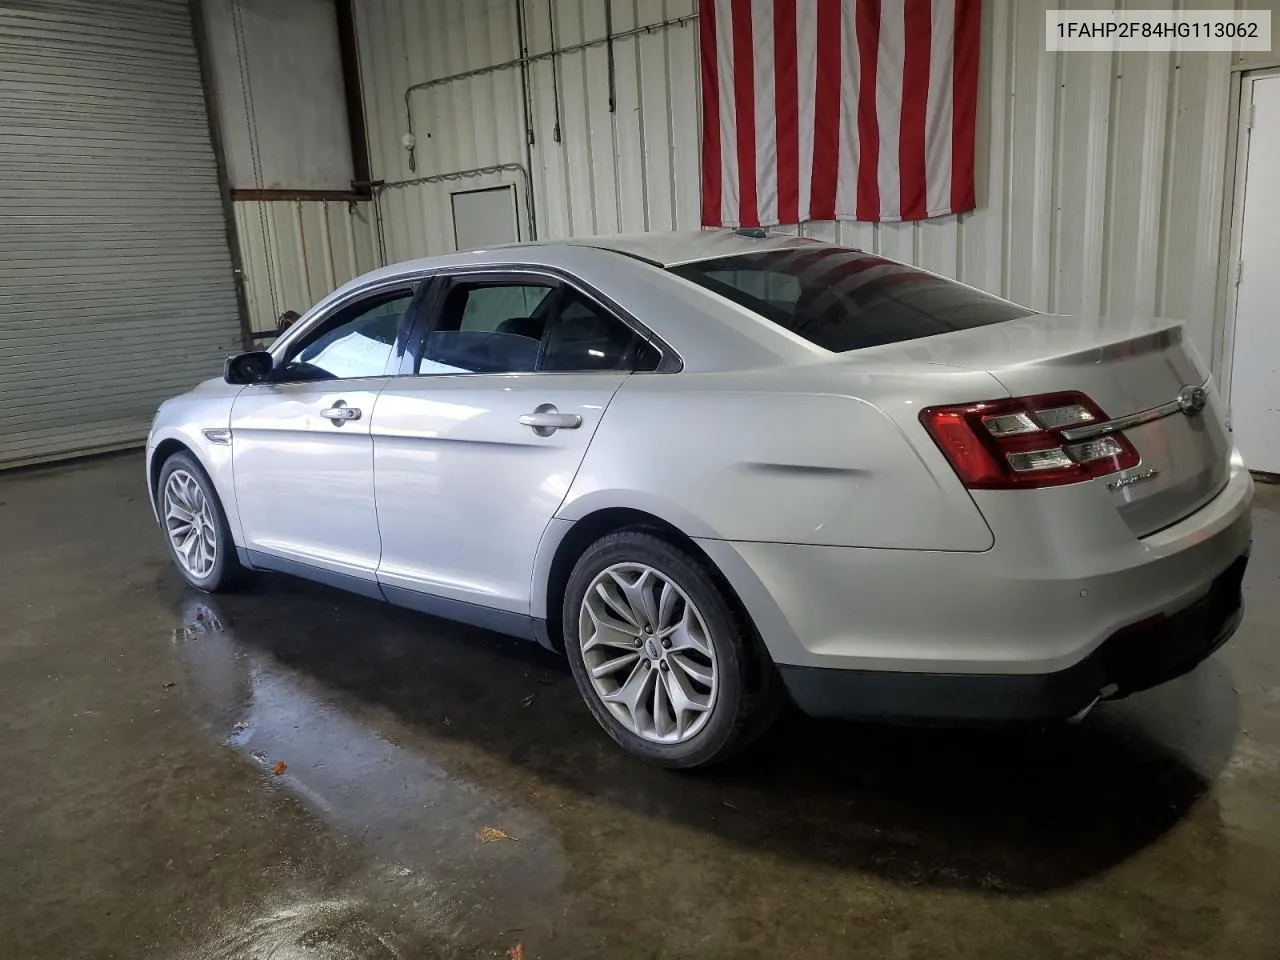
(321, 402), (361, 424)
(519, 406), (582, 436)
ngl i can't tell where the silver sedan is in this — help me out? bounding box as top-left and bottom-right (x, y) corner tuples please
(147, 230), (1252, 767)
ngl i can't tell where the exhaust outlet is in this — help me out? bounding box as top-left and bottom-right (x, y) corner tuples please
(1068, 683), (1120, 723)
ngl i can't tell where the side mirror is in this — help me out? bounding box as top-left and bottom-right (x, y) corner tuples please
(224, 351), (274, 385)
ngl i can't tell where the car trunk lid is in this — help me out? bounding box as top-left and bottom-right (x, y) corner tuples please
(863, 313), (1231, 537)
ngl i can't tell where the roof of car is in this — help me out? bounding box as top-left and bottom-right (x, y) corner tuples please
(532, 228), (826, 267)
(325, 229), (835, 306)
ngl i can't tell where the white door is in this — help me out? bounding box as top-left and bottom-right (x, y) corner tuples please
(1228, 74), (1280, 473)
(451, 185), (521, 251)
(231, 285), (417, 589)
(372, 274), (661, 620)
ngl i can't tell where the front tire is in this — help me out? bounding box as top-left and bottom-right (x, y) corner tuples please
(563, 530), (779, 768)
(156, 451), (245, 593)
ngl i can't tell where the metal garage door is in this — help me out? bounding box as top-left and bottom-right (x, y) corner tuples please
(0, 0), (243, 468)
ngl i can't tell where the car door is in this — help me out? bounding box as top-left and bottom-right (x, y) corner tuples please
(230, 280), (419, 593)
(371, 270), (662, 626)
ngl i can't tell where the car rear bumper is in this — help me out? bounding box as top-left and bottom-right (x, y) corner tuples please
(696, 460), (1253, 720)
(775, 550), (1247, 721)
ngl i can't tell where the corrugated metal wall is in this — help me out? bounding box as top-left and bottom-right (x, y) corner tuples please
(202, 0), (355, 190)
(353, 0), (1280, 370)
(232, 199), (379, 331)
(354, 0), (702, 260)
(205, 0), (376, 332)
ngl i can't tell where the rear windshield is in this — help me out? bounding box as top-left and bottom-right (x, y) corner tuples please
(670, 248), (1031, 352)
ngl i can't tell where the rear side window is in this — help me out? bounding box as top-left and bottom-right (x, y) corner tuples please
(540, 290), (660, 373)
(458, 285), (555, 331)
(417, 279), (660, 375)
(421, 281), (554, 374)
(670, 249), (1030, 352)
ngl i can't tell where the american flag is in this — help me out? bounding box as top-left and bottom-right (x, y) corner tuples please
(700, 0), (981, 227)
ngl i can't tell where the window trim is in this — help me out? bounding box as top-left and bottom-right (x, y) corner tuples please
(403, 265), (681, 377)
(267, 276), (427, 382)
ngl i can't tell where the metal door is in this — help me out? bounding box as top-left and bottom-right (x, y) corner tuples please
(1228, 74), (1280, 473)
(0, 0), (242, 467)
(229, 284), (417, 591)
(373, 372), (627, 615)
(371, 272), (658, 622)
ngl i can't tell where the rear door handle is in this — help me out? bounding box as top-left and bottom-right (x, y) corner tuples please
(321, 401), (361, 424)
(519, 406), (582, 436)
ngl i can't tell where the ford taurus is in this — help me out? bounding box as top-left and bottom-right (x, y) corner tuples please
(147, 230), (1252, 766)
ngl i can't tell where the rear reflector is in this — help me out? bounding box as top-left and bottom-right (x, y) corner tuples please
(921, 391), (1139, 490)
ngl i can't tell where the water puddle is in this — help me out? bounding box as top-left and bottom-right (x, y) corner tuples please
(169, 595), (565, 957)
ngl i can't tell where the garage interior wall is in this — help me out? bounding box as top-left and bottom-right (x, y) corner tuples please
(354, 0), (1280, 375)
(232, 199), (377, 329)
(201, 0), (379, 330)
(354, 0), (701, 260)
(0, 0), (244, 467)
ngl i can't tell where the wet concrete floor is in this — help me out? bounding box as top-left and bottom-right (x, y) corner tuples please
(1, 452), (1278, 959)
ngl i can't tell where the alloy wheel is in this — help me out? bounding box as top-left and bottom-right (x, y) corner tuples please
(579, 562), (718, 743)
(163, 469), (217, 579)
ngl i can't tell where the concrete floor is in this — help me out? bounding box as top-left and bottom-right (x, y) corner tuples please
(1, 454), (1278, 960)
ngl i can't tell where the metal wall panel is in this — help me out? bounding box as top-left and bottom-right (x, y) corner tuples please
(233, 199), (379, 331)
(0, 0), (242, 467)
(354, 0), (700, 258)
(354, 0), (1272, 370)
(202, 0), (355, 190)
(356, 0), (531, 258)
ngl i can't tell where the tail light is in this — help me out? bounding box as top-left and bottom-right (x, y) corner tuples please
(920, 391), (1139, 490)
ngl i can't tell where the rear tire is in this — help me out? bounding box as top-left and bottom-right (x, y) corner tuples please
(563, 530), (779, 768)
(156, 451), (247, 593)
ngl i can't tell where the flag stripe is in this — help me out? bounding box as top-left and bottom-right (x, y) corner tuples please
(925, 0), (955, 216)
(773, 0), (799, 224)
(951, 0), (980, 213)
(795, 0), (818, 222)
(855, 0), (880, 220)
(699, 0), (722, 227)
(899, 0), (931, 219)
(731, 0), (758, 227)
(753, 0), (779, 225)
(809, 0), (842, 220)
(715, 0), (739, 223)
(876, 1), (904, 220)
(834, 0), (860, 218)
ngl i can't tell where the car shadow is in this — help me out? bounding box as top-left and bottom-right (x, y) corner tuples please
(164, 571), (1240, 895)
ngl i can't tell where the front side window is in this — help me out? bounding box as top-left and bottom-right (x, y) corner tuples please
(417, 279), (659, 375)
(671, 249), (1031, 352)
(279, 290), (414, 380)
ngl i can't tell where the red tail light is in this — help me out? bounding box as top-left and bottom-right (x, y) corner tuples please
(920, 391), (1139, 490)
